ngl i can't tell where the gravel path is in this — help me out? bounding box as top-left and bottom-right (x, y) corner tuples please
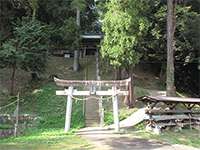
(77, 127), (200, 150)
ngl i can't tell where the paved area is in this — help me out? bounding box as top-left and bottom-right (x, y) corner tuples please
(77, 127), (200, 150)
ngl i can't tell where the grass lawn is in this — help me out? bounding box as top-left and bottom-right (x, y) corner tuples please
(0, 129), (92, 150)
(0, 82), (90, 150)
(128, 124), (200, 148)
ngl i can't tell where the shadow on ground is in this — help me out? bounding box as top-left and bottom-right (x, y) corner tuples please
(77, 127), (199, 150)
(103, 136), (170, 150)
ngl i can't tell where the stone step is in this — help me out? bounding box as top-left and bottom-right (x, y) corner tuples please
(85, 122), (99, 127)
(86, 115), (99, 117)
(86, 118), (99, 121)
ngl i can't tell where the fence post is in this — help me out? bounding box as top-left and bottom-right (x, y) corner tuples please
(14, 92), (19, 137)
(112, 86), (119, 132)
(65, 86), (73, 132)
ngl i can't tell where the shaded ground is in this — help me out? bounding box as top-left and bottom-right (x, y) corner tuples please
(77, 127), (200, 150)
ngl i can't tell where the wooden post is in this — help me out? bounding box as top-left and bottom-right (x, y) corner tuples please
(96, 49), (104, 127)
(65, 86), (73, 132)
(14, 92), (19, 137)
(99, 97), (104, 127)
(112, 86), (119, 132)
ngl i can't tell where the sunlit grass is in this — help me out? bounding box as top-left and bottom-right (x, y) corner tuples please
(0, 129), (92, 150)
(0, 82), (87, 150)
(128, 125), (200, 148)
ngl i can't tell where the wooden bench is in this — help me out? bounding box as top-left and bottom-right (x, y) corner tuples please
(138, 96), (200, 133)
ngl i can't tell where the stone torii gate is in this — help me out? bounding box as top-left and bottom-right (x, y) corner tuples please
(54, 77), (132, 132)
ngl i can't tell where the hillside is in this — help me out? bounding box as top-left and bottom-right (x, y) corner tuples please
(0, 56), (165, 126)
(0, 56), (166, 130)
(1, 56), (200, 150)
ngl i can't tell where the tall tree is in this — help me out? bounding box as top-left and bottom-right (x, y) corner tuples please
(166, 0), (177, 96)
(0, 19), (49, 95)
(60, 18), (80, 52)
(101, 0), (149, 107)
(71, 0), (86, 71)
(139, 0), (199, 97)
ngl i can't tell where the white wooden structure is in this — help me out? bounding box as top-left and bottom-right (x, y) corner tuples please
(54, 77), (131, 132)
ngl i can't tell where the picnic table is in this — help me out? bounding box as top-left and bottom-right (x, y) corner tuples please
(137, 96), (200, 133)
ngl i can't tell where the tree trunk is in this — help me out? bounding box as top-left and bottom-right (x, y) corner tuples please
(123, 65), (135, 108)
(73, 8), (80, 72)
(76, 8), (80, 26)
(127, 66), (135, 108)
(10, 63), (16, 96)
(114, 67), (122, 80)
(166, 0), (176, 96)
(32, 9), (36, 21)
(96, 49), (104, 127)
(73, 50), (80, 71)
(96, 49), (101, 81)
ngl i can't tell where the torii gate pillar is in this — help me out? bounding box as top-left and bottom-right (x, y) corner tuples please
(112, 86), (119, 132)
(65, 86), (73, 132)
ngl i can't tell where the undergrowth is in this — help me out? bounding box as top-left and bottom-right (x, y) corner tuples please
(18, 82), (84, 129)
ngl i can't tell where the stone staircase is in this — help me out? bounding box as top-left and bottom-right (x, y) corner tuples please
(85, 98), (99, 127)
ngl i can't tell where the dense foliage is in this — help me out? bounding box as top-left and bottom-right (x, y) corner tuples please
(99, 0), (199, 96)
(59, 18), (80, 51)
(0, 0), (97, 94)
(101, 0), (149, 67)
(142, 0), (200, 96)
(0, 18), (49, 94)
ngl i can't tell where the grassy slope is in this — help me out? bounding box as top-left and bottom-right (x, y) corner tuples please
(22, 83), (85, 129)
(0, 82), (90, 150)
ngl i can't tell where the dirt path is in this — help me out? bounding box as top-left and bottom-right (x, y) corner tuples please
(77, 127), (199, 150)
(80, 88), (199, 150)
